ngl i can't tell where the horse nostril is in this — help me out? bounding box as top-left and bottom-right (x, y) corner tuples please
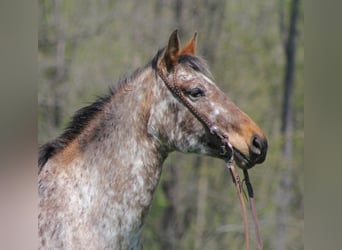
(251, 135), (263, 156)
(250, 134), (268, 164)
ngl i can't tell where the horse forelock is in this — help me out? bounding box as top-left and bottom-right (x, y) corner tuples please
(178, 54), (213, 79)
(151, 47), (213, 80)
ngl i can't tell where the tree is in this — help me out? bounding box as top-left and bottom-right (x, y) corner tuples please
(274, 0), (301, 249)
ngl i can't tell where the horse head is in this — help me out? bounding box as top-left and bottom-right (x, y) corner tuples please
(149, 30), (267, 169)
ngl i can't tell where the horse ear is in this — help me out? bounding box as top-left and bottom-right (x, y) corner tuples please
(163, 29), (181, 71)
(180, 32), (197, 55)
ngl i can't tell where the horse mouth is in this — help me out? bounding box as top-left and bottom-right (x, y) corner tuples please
(207, 134), (257, 169)
(232, 147), (254, 169)
(219, 145), (254, 169)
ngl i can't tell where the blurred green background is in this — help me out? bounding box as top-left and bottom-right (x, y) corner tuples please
(38, 0), (303, 249)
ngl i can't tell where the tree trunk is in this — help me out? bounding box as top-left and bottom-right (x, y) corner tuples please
(52, 0), (65, 128)
(274, 0), (300, 249)
(199, 0), (226, 64)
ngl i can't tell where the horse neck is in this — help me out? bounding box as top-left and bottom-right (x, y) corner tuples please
(46, 67), (169, 246)
(80, 67), (168, 195)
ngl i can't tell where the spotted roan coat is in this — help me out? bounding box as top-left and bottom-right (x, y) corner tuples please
(39, 30), (267, 249)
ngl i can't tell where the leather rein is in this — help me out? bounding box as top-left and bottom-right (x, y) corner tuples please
(157, 65), (263, 250)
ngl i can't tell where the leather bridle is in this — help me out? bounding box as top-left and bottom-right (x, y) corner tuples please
(157, 64), (263, 250)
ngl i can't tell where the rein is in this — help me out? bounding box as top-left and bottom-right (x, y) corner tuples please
(157, 65), (263, 250)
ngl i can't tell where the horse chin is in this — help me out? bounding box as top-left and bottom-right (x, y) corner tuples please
(205, 135), (254, 170)
(232, 148), (254, 170)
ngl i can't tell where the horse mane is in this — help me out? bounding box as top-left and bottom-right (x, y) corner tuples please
(38, 48), (212, 173)
(38, 51), (159, 173)
(38, 92), (113, 172)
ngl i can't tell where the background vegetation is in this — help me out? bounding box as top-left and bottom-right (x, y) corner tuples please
(38, 0), (303, 249)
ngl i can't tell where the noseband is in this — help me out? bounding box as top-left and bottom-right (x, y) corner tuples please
(157, 65), (263, 250)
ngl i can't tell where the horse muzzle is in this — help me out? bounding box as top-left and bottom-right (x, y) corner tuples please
(233, 134), (268, 169)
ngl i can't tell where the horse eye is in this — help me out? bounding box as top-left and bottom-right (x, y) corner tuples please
(186, 88), (205, 98)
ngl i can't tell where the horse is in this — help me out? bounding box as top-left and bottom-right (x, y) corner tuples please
(38, 30), (267, 249)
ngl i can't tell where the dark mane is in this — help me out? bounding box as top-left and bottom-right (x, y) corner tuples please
(38, 92), (113, 173)
(39, 55), (155, 173)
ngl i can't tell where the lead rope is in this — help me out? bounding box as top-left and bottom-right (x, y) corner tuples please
(243, 169), (263, 250)
(157, 65), (262, 250)
(225, 142), (250, 250)
(226, 141), (263, 250)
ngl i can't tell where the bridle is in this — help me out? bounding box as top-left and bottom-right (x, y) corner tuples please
(157, 64), (263, 250)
